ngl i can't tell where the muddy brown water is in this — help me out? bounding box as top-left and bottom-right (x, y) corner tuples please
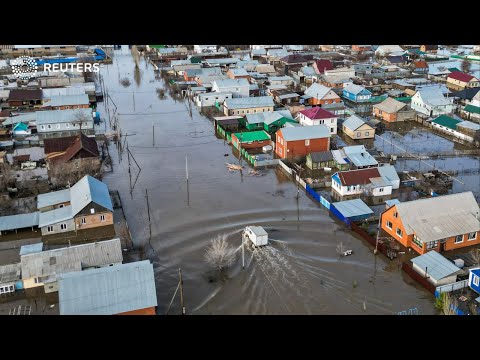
(98, 46), (435, 315)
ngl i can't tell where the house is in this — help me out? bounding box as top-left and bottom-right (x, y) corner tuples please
(342, 115), (375, 139)
(410, 88), (454, 116)
(0, 263), (21, 294)
(431, 115), (479, 142)
(275, 125), (330, 159)
(226, 68), (250, 81)
(342, 145), (378, 169)
(231, 131), (271, 150)
(21, 238), (123, 293)
(373, 97), (415, 122)
(36, 108), (94, 138)
(330, 199), (373, 223)
(304, 83), (342, 106)
(43, 133), (100, 167)
(195, 92), (232, 108)
(385, 55), (407, 66)
(214, 116), (241, 132)
(313, 60), (334, 75)
(204, 58), (240, 68)
(58, 260), (157, 315)
(468, 268), (480, 294)
(211, 79), (250, 98)
(380, 192), (480, 255)
(331, 149), (351, 170)
(194, 45), (217, 53)
(353, 63), (373, 76)
(37, 175), (115, 244)
(196, 74), (228, 88)
(296, 107), (338, 134)
(0, 212), (40, 237)
(12, 121), (31, 136)
(411, 251), (462, 287)
(342, 84), (372, 102)
(420, 45), (438, 53)
(280, 54), (311, 67)
(268, 76), (294, 87)
(269, 89), (300, 105)
(412, 60), (428, 74)
(306, 151), (335, 170)
(375, 45), (405, 57)
(446, 72), (480, 91)
(42, 94), (90, 110)
(224, 96), (274, 116)
(299, 66), (320, 83)
(331, 165), (398, 198)
(245, 110), (295, 132)
(462, 89), (480, 120)
(8, 89), (43, 109)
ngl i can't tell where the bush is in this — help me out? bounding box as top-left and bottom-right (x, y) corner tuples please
(204, 235), (236, 271)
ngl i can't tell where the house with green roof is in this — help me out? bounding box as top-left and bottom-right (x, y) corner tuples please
(462, 89), (480, 120)
(231, 131), (272, 150)
(431, 115), (478, 142)
(244, 110), (296, 132)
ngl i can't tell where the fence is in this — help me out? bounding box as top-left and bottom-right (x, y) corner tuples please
(255, 159), (279, 167)
(434, 279), (469, 296)
(278, 160), (293, 175)
(401, 262), (436, 294)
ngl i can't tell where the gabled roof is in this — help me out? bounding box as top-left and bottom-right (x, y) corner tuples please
(342, 115), (371, 131)
(246, 110), (293, 125)
(463, 104), (480, 115)
(44, 134), (98, 156)
(394, 191), (480, 243)
(225, 96), (274, 110)
(19, 243), (43, 256)
(343, 84), (370, 96)
(448, 71), (477, 83)
(313, 60), (334, 74)
(450, 87), (480, 100)
(233, 131), (270, 142)
(38, 205), (73, 227)
(212, 78), (250, 89)
(280, 54), (311, 64)
(47, 134), (99, 165)
(37, 188), (71, 209)
(58, 260), (157, 315)
(70, 175), (113, 215)
(334, 167), (381, 186)
(411, 251), (461, 281)
(332, 198), (373, 218)
(228, 68), (249, 77)
(304, 83), (336, 99)
(415, 88), (452, 107)
(373, 97), (408, 113)
(44, 94), (89, 107)
(456, 120), (480, 131)
(432, 115), (461, 130)
(36, 108), (93, 125)
(299, 107), (336, 120)
(279, 125), (330, 141)
(9, 89), (42, 101)
(413, 60), (428, 68)
(42, 87), (86, 99)
(343, 145), (378, 167)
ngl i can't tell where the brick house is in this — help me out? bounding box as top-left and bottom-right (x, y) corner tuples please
(275, 125), (330, 159)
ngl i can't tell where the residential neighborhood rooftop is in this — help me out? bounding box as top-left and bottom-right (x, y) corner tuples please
(411, 251), (462, 280)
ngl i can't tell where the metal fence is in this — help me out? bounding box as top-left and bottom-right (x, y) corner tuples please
(435, 280), (469, 296)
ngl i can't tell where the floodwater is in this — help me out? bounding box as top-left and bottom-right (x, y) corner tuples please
(98, 46), (435, 315)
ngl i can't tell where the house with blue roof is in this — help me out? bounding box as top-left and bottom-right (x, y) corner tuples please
(36, 175), (115, 243)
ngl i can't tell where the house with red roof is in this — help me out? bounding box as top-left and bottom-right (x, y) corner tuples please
(296, 107), (338, 134)
(313, 60), (334, 75)
(446, 72), (480, 91)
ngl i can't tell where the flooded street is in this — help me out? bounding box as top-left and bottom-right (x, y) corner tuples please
(98, 47), (435, 314)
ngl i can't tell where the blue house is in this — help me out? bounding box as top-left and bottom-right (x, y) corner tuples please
(469, 268), (480, 294)
(342, 84), (372, 103)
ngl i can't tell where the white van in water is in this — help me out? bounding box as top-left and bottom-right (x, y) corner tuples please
(244, 226), (268, 246)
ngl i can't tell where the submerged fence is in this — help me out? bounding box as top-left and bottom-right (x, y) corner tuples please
(402, 262), (436, 294)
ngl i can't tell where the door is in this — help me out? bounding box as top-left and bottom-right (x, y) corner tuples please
(440, 242), (446, 252)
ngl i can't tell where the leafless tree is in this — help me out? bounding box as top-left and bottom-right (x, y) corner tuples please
(131, 45), (140, 69)
(355, 52), (368, 62)
(72, 110), (91, 133)
(49, 159), (103, 188)
(204, 235), (236, 271)
(461, 58), (471, 73)
(470, 248), (480, 267)
(0, 163), (13, 191)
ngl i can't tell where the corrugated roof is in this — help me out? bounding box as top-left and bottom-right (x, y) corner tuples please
(212, 78), (250, 89)
(448, 71), (476, 83)
(313, 60), (334, 74)
(343, 84), (370, 96)
(229, 68), (249, 77)
(19, 243), (43, 256)
(304, 83), (335, 99)
(373, 97), (407, 113)
(21, 238), (123, 280)
(1, 112), (36, 126)
(70, 175), (113, 215)
(205, 58), (239, 65)
(233, 131), (270, 142)
(457, 120), (480, 131)
(8, 89), (42, 101)
(225, 96), (274, 110)
(343, 145), (378, 167)
(335, 168), (380, 186)
(301, 66), (317, 76)
(0, 212), (39, 232)
(432, 115), (461, 130)
(47, 134), (99, 165)
(377, 165), (400, 185)
(342, 115), (370, 131)
(309, 151), (333, 163)
(464, 104), (480, 115)
(395, 192), (480, 243)
(44, 94), (89, 107)
(416, 88), (452, 107)
(268, 76), (293, 82)
(331, 149), (348, 165)
(411, 251), (461, 281)
(299, 107), (336, 120)
(0, 263), (21, 284)
(37, 188), (70, 209)
(280, 124), (330, 141)
(38, 205), (73, 227)
(58, 260), (157, 315)
(385, 199), (401, 207)
(36, 108), (93, 125)
(332, 199), (373, 218)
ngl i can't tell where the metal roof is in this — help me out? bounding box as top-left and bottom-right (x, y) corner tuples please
(38, 205), (73, 227)
(335, 167), (381, 186)
(394, 192), (480, 243)
(1, 112), (37, 126)
(342, 115), (370, 132)
(0, 263), (21, 284)
(205, 58), (239, 65)
(70, 175), (113, 215)
(343, 84), (370, 95)
(268, 76), (293, 82)
(373, 97), (407, 113)
(233, 131), (270, 142)
(301, 66), (317, 76)
(21, 238), (123, 280)
(332, 198), (373, 218)
(225, 96), (274, 110)
(58, 260), (157, 315)
(304, 83), (335, 99)
(280, 124), (330, 141)
(309, 151), (333, 163)
(36, 108), (93, 125)
(432, 115), (461, 130)
(246, 110), (293, 125)
(248, 226), (268, 237)
(343, 145), (378, 167)
(331, 149), (348, 165)
(0, 212), (39, 232)
(37, 188), (70, 209)
(385, 199), (401, 208)
(411, 251), (461, 281)
(299, 107), (336, 120)
(19, 243), (43, 256)
(41, 87), (86, 99)
(229, 68), (249, 76)
(464, 104), (480, 115)
(416, 88), (452, 107)
(457, 120), (480, 131)
(44, 94), (89, 107)
(212, 78), (249, 88)
(377, 165), (400, 185)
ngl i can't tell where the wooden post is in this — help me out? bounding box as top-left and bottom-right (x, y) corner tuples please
(145, 189), (151, 239)
(186, 154), (190, 207)
(179, 268), (185, 315)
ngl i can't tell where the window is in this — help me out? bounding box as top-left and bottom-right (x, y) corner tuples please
(393, 211), (398, 218)
(396, 228), (403, 238)
(474, 275), (480, 287)
(468, 232), (477, 241)
(47, 124), (52, 129)
(305, 139), (310, 146)
(47, 225), (54, 233)
(100, 215), (105, 222)
(90, 208), (95, 214)
(413, 235), (422, 249)
(330, 127), (334, 133)
(56, 124), (61, 129)
(278, 148), (282, 155)
(65, 123), (69, 128)
(205, 98), (209, 101)
(60, 223), (67, 230)
(49, 257), (56, 266)
(386, 220), (392, 230)
(40, 125), (45, 130)
(426, 240), (439, 250)
(331, 119), (334, 123)
(365, 131), (369, 136)
(34, 277), (40, 284)
(81, 217), (86, 224)
(72, 123), (76, 127)
(455, 235), (463, 244)
(59, 204), (64, 208)
(357, 132), (361, 137)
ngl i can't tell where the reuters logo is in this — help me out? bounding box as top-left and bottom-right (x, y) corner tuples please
(10, 56), (38, 80)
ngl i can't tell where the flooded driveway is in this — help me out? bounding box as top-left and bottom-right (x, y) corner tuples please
(98, 46), (435, 314)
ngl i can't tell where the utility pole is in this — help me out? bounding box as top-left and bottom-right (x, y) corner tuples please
(239, 131), (243, 166)
(179, 268), (185, 315)
(374, 211), (381, 255)
(185, 154), (189, 207)
(145, 189), (151, 239)
(152, 119), (155, 147)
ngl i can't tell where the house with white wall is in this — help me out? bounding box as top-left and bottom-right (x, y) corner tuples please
(296, 107), (338, 134)
(211, 79), (250, 98)
(411, 88), (455, 117)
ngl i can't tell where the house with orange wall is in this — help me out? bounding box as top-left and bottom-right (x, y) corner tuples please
(372, 97), (415, 122)
(275, 124), (330, 159)
(380, 192), (480, 255)
(304, 83), (342, 106)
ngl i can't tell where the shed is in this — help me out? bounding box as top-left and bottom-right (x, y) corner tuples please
(411, 251), (462, 287)
(306, 151), (335, 170)
(330, 199), (373, 223)
(0, 212), (39, 234)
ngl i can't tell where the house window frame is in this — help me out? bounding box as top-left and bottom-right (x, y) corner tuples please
(81, 217), (86, 224)
(305, 139), (310, 146)
(393, 211), (398, 218)
(100, 214), (105, 222)
(454, 235), (463, 244)
(396, 228), (403, 238)
(426, 240), (439, 250)
(412, 235), (423, 249)
(474, 275), (480, 287)
(386, 220), (392, 230)
(468, 232), (477, 241)
(60, 223), (67, 231)
(356, 132), (361, 137)
(47, 225), (54, 233)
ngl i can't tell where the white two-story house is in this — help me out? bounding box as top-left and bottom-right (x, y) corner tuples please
(296, 107), (338, 134)
(411, 88), (455, 117)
